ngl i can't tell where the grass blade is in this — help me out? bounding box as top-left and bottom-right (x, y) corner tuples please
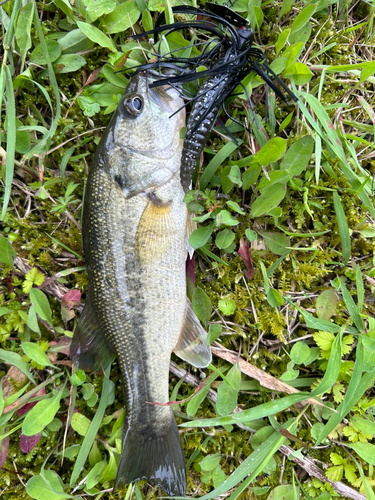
(70, 363), (111, 486)
(310, 328), (342, 397)
(333, 192), (351, 265)
(1, 66), (16, 220)
(356, 266), (364, 314)
(315, 134), (322, 185)
(180, 393), (310, 428)
(339, 277), (363, 331)
(181, 419), (297, 500)
(200, 141), (242, 190)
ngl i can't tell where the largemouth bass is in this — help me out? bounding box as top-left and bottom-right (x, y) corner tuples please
(70, 74), (212, 496)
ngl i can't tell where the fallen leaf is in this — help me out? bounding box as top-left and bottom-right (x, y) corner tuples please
(0, 435), (9, 468)
(20, 432), (42, 453)
(238, 238), (254, 279)
(61, 289), (81, 323)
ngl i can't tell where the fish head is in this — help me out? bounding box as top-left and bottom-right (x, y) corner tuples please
(108, 74), (185, 158)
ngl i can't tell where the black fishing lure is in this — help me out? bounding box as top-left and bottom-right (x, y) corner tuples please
(131, 4), (297, 192)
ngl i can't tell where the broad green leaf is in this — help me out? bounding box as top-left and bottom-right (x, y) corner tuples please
(221, 165), (234, 194)
(227, 165), (242, 186)
(350, 416), (375, 435)
(268, 484), (296, 500)
(31, 40), (61, 64)
(186, 384), (211, 417)
(15, 3), (34, 63)
(280, 136), (314, 176)
(30, 288), (53, 326)
(243, 166), (261, 190)
(81, 0), (116, 21)
(257, 171), (289, 190)
(218, 299), (236, 316)
(216, 210), (238, 227)
(81, 383), (95, 401)
(103, 1), (141, 34)
(245, 229), (257, 242)
(54, 54), (86, 74)
(284, 62), (312, 85)
(0, 349), (35, 384)
(26, 474), (71, 500)
(54, 0), (74, 20)
(27, 304), (41, 335)
(86, 460), (107, 489)
(359, 61), (375, 84)
(253, 137), (287, 166)
(226, 200), (245, 215)
(279, 0), (294, 17)
(22, 390), (63, 436)
(48, 418), (62, 432)
(21, 342), (54, 367)
(0, 307), (11, 317)
(192, 288), (211, 329)
(348, 442), (375, 465)
(189, 224), (213, 250)
(290, 341), (310, 365)
(100, 449), (118, 482)
(266, 288), (284, 308)
(0, 237), (16, 267)
(142, 9), (153, 32)
(71, 412), (91, 436)
(275, 29), (290, 54)
(250, 183), (286, 217)
(290, 4), (317, 35)
(289, 22), (312, 45)
(316, 289), (337, 320)
(77, 22), (116, 52)
(216, 229), (235, 250)
(207, 324), (222, 346)
(283, 42), (305, 71)
(216, 363), (241, 416)
(279, 111), (294, 133)
(200, 454), (221, 472)
(57, 30), (91, 53)
(258, 231), (290, 256)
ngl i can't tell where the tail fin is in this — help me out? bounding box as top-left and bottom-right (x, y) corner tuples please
(114, 416), (187, 496)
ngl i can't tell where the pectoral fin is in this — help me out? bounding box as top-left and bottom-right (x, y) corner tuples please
(173, 300), (212, 368)
(70, 287), (116, 372)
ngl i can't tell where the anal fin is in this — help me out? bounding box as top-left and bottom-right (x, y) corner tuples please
(70, 288), (115, 372)
(173, 300), (212, 368)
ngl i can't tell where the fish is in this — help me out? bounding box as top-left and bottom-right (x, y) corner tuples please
(70, 74), (212, 496)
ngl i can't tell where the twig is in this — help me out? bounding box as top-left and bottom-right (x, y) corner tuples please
(210, 345), (326, 408)
(280, 445), (366, 500)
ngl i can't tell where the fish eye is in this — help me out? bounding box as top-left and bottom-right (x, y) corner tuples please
(123, 95), (144, 116)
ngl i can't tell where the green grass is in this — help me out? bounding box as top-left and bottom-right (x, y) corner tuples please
(1, 1), (375, 499)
